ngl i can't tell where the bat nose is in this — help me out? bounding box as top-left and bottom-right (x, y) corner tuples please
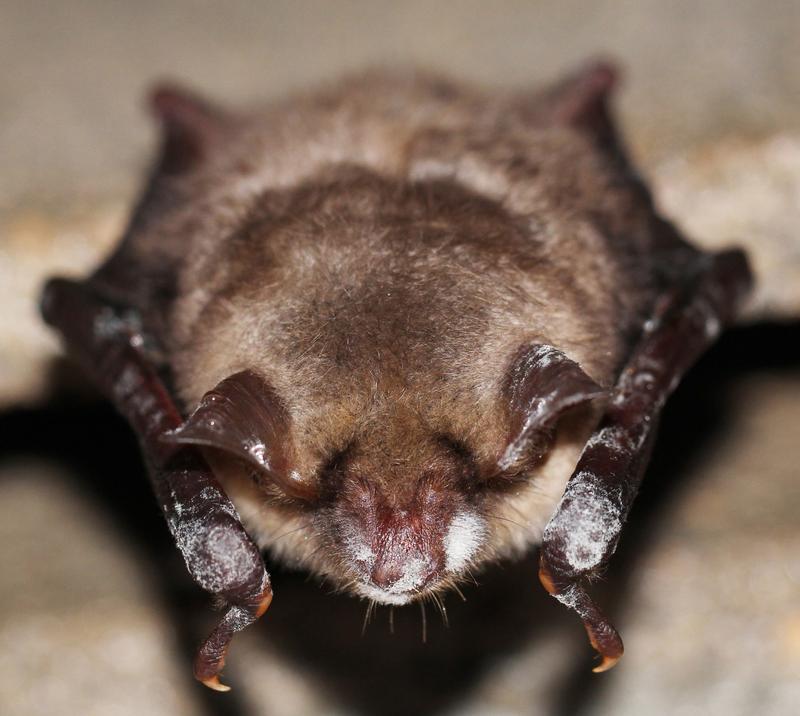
(369, 554), (439, 592)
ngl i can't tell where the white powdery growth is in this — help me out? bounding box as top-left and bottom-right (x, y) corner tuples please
(354, 556), (431, 606)
(340, 519), (375, 565)
(586, 426), (632, 452)
(388, 556), (429, 593)
(544, 472), (622, 572)
(444, 510), (486, 572)
(171, 518), (253, 593)
(166, 486), (248, 593)
(356, 583), (414, 606)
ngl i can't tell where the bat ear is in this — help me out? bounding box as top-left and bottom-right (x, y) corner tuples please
(548, 59), (618, 121)
(535, 59), (621, 146)
(165, 370), (314, 500)
(148, 82), (233, 173)
(498, 343), (607, 472)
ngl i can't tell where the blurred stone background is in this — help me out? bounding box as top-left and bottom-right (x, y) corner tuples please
(0, 2), (798, 715)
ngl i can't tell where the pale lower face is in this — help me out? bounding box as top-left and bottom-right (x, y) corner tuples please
(208, 430), (587, 607)
(343, 507), (488, 606)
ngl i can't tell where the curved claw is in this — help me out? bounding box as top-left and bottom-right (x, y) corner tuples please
(254, 591), (273, 618)
(592, 652), (622, 674)
(194, 584), (273, 691)
(583, 612), (624, 673)
(539, 556), (624, 672)
(201, 675), (232, 692)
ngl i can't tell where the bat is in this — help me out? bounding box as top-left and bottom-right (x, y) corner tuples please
(40, 60), (753, 691)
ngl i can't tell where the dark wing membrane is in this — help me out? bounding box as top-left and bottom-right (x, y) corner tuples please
(88, 84), (239, 350)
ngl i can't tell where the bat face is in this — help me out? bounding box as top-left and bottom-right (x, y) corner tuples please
(161, 168), (613, 606)
(321, 436), (484, 605)
(41, 62), (753, 687)
(183, 372), (602, 607)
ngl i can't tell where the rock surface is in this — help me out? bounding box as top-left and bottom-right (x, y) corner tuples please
(655, 135), (800, 322)
(0, 204), (123, 406)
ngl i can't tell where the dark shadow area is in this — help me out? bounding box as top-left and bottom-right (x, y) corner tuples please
(261, 547), (577, 716)
(1, 322), (797, 716)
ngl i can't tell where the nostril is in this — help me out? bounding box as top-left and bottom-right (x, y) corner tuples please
(369, 556), (441, 592)
(369, 561), (404, 590)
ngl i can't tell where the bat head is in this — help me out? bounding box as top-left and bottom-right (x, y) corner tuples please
(166, 340), (605, 605)
(163, 166), (613, 603)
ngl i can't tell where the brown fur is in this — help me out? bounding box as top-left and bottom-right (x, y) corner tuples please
(93, 68), (676, 601)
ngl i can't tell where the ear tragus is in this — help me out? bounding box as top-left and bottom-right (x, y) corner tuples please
(164, 370), (313, 500)
(498, 343), (607, 472)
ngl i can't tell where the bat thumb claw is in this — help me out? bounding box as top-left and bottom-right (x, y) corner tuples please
(193, 584), (273, 692)
(582, 601), (624, 673)
(200, 675), (232, 692)
(539, 554), (624, 672)
(592, 652), (622, 673)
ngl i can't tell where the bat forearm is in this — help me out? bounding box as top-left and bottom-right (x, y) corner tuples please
(41, 277), (272, 690)
(540, 248), (753, 669)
